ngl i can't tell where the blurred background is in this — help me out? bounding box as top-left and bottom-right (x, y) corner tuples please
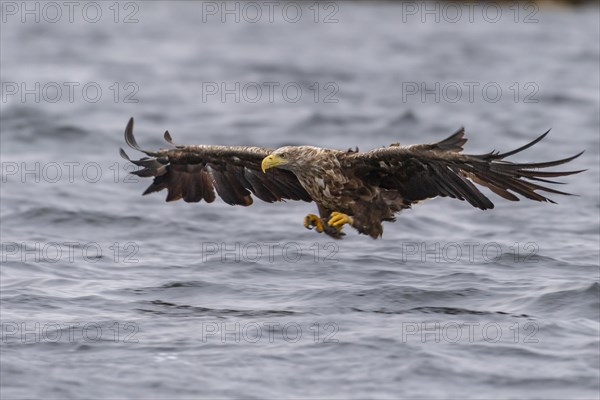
(1, 1), (599, 399)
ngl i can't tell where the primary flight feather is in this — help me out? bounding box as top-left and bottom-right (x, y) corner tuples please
(120, 118), (584, 239)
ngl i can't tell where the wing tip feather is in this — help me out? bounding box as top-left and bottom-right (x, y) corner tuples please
(435, 126), (467, 152)
(124, 117), (143, 151)
(119, 147), (131, 161)
(164, 130), (175, 145)
(494, 129), (551, 159)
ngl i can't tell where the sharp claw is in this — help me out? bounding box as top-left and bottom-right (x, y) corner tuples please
(304, 216), (312, 229)
(304, 214), (324, 233)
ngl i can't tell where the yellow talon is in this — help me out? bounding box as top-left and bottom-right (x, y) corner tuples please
(328, 212), (353, 229)
(304, 214), (324, 233)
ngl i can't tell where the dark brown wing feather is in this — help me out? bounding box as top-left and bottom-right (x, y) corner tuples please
(120, 118), (312, 205)
(351, 128), (584, 209)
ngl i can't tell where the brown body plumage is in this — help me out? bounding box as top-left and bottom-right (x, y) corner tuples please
(120, 118), (584, 239)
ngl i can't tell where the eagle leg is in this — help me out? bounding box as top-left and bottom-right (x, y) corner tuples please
(304, 214), (325, 233)
(323, 223), (346, 239)
(328, 212), (354, 230)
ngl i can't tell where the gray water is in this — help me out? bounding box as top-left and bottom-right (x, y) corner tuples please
(1, 2), (599, 399)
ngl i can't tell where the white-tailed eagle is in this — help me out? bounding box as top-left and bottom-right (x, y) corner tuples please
(120, 118), (584, 238)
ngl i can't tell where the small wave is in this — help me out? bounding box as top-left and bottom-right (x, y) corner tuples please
(513, 282), (599, 319)
(136, 299), (297, 318)
(2, 206), (144, 227)
(292, 111), (374, 132)
(386, 110), (419, 129)
(350, 306), (530, 317)
(1, 106), (90, 143)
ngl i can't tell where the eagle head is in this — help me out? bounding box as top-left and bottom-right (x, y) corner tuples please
(262, 146), (315, 173)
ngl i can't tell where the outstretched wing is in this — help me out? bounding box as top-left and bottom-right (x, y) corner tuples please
(120, 118), (312, 205)
(350, 128), (584, 209)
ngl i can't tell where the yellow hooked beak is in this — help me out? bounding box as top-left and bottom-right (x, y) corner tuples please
(261, 154), (287, 173)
